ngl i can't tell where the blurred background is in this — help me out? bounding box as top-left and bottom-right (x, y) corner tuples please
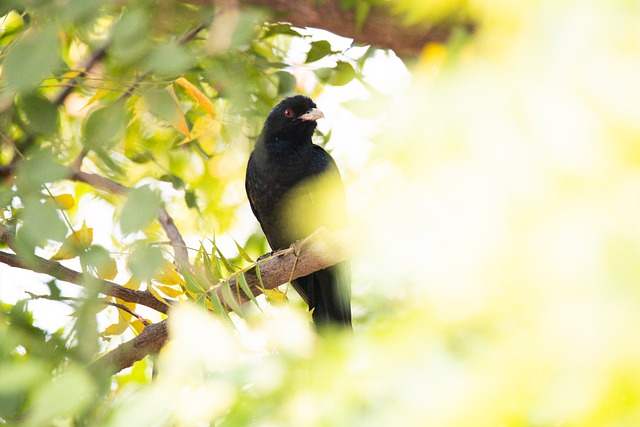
(2, 0), (640, 425)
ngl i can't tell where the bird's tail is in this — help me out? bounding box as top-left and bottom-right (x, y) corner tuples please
(294, 261), (352, 329)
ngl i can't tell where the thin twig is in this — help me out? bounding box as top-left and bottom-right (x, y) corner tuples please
(108, 301), (151, 326)
(24, 292), (150, 326)
(179, 23), (207, 43)
(116, 23), (206, 102)
(53, 43), (109, 107)
(70, 171), (192, 272)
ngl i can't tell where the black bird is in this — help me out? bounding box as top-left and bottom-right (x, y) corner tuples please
(245, 95), (351, 328)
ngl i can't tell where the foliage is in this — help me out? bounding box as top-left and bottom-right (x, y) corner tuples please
(2, 0), (640, 426)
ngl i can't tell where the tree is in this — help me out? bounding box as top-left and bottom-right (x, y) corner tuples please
(0, 0), (465, 422)
(3, 0), (640, 426)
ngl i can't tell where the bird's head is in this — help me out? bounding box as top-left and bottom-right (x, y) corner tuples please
(261, 95), (324, 144)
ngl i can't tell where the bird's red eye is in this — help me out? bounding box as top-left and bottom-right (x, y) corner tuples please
(284, 109), (295, 118)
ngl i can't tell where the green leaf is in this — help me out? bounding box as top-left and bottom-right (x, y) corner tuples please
(57, 0), (104, 23)
(255, 262), (266, 289)
(238, 271), (260, 309)
(3, 25), (60, 92)
(276, 71), (296, 96)
(120, 186), (161, 235)
(83, 103), (127, 149)
(333, 61), (357, 86)
(14, 149), (67, 195)
(128, 243), (163, 281)
(355, 45), (376, 69)
(80, 245), (117, 280)
(142, 88), (181, 125)
(25, 365), (95, 426)
(209, 287), (234, 327)
(185, 189), (198, 210)
(111, 7), (151, 64)
(232, 238), (254, 263)
(314, 61), (356, 86)
(200, 243), (220, 283)
(19, 94), (59, 136)
(145, 43), (196, 77)
(46, 280), (61, 299)
(159, 174), (185, 190)
(306, 40), (334, 63)
(0, 360), (47, 394)
(262, 23), (302, 38)
(206, 243), (224, 280)
(230, 9), (265, 49)
(16, 197), (67, 251)
(215, 246), (236, 273)
(355, 0), (372, 31)
(182, 268), (207, 294)
(221, 279), (243, 316)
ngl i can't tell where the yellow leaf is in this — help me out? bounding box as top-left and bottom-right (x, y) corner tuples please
(48, 193), (75, 210)
(83, 88), (110, 110)
(96, 256), (118, 280)
(261, 287), (288, 306)
(51, 220), (93, 261)
(165, 84), (191, 138)
(96, 299), (111, 314)
(102, 320), (129, 336)
(114, 298), (136, 321)
(130, 320), (146, 335)
(148, 284), (169, 305)
(59, 70), (81, 81)
(419, 43), (447, 75)
(175, 77), (215, 118)
(155, 285), (186, 298)
(123, 276), (142, 290)
(154, 258), (185, 285)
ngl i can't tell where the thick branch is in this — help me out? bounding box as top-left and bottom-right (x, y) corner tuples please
(90, 320), (168, 376)
(92, 228), (352, 375)
(187, 0), (473, 56)
(91, 227), (353, 376)
(214, 227), (353, 307)
(0, 250), (169, 314)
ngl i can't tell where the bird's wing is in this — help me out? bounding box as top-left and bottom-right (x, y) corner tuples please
(245, 154), (265, 223)
(246, 152), (291, 251)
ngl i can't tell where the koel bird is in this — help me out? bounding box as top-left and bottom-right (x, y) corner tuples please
(245, 95), (352, 329)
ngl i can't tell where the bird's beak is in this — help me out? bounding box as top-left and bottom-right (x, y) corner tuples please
(299, 108), (324, 121)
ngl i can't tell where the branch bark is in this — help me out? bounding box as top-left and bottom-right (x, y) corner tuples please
(91, 226), (353, 376)
(90, 320), (168, 376)
(213, 227), (354, 307)
(0, 249), (169, 314)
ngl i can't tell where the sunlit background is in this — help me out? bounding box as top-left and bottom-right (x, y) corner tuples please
(3, 0), (640, 425)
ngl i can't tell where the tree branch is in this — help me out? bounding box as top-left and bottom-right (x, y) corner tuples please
(213, 227), (353, 307)
(70, 171), (191, 271)
(53, 43), (109, 107)
(24, 293), (152, 326)
(91, 226), (353, 376)
(186, 0), (474, 57)
(0, 249), (169, 314)
(90, 319), (168, 376)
